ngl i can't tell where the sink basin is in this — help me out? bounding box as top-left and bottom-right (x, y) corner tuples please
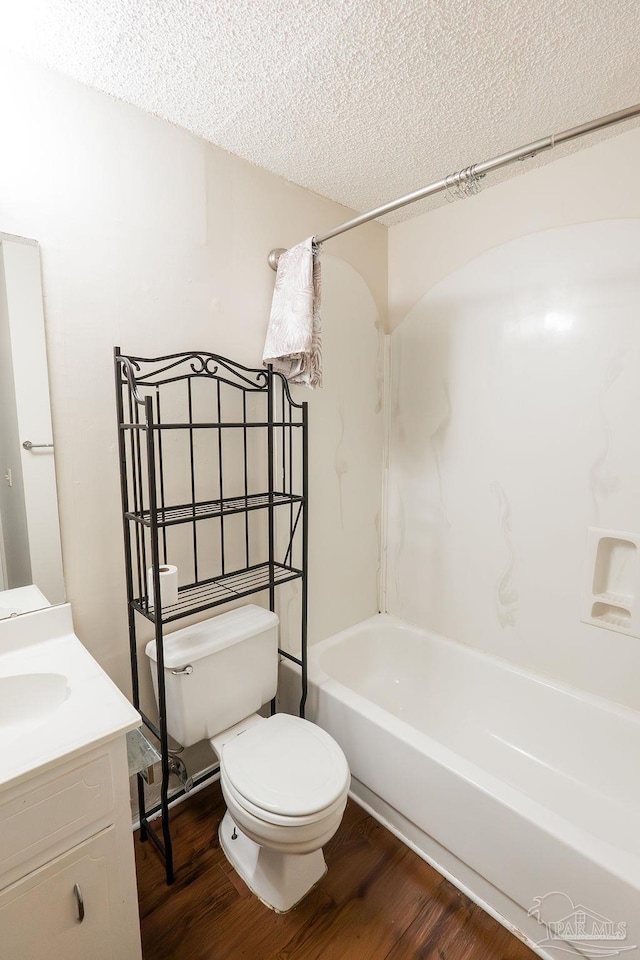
(0, 673), (70, 730)
(0, 604), (140, 790)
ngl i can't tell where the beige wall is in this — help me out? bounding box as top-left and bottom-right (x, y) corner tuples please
(386, 128), (640, 709)
(0, 52), (386, 697)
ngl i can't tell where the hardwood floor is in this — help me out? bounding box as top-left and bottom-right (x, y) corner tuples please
(136, 782), (536, 960)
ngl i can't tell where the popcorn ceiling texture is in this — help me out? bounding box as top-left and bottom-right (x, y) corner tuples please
(2, 0), (640, 224)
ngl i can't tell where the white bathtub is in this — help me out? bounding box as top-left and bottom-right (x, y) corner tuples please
(296, 615), (640, 959)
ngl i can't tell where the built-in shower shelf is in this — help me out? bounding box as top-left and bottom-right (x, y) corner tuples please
(590, 601), (631, 628)
(591, 591), (633, 608)
(125, 491), (302, 527)
(582, 528), (640, 638)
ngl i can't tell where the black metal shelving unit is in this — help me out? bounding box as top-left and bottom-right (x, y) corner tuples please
(114, 349), (308, 884)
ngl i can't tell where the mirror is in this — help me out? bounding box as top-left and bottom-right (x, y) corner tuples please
(0, 233), (64, 617)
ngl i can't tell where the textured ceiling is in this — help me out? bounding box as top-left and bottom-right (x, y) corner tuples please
(2, 0), (640, 224)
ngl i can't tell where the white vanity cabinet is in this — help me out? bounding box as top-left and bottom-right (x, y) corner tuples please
(0, 605), (145, 960)
(0, 735), (142, 960)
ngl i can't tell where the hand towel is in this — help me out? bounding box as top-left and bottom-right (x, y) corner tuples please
(263, 238), (322, 388)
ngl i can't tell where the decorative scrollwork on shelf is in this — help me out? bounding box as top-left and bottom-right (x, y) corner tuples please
(118, 351), (271, 393)
(116, 356), (146, 405)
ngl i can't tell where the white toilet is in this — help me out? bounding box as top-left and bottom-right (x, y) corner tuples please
(145, 604), (350, 912)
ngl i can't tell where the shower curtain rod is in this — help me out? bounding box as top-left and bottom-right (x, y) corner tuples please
(268, 102), (640, 269)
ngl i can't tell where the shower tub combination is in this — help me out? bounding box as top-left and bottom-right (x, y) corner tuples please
(286, 615), (640, 958)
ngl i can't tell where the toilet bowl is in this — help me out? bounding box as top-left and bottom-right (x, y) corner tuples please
(211, 712), (350, 911)
(146, 604), (350, 912)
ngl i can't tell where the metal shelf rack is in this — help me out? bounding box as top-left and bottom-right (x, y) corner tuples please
(114, 348), (308, 884)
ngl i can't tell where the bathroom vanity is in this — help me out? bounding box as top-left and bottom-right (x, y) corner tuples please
(0, 604), (142, 960)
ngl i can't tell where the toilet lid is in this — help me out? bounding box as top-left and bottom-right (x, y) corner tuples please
(221, 714), (350, 817)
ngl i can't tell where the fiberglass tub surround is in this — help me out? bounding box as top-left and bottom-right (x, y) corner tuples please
(303, 615), (640, 957)
(387, 219), (640, 710)
(292, 219), (640, 959)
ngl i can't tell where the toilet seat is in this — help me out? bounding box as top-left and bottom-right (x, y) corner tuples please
(220, 713), (350, 819)
(222, 770), (349, 829)
(221, 776), (347, 854)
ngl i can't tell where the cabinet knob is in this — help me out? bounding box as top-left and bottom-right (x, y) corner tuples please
(73, 883), (85, 923)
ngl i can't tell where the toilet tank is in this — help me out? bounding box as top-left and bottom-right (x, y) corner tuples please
(145, 605), (279, 748)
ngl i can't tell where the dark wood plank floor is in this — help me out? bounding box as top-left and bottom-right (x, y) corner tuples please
(136, 782), (536, 960)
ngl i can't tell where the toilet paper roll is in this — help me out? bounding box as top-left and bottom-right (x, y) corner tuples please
(147, 564), (178, 609)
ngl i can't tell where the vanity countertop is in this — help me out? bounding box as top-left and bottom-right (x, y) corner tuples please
(0, 603), (140, 791)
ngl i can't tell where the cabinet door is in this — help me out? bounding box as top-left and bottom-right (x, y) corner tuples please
(0, 752), (113, 886)
(0, 827), (117, 960)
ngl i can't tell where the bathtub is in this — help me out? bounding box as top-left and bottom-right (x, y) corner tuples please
(291, 614), (640, 959)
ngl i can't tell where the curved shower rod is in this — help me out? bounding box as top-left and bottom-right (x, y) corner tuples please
(268, 102), (640, 270)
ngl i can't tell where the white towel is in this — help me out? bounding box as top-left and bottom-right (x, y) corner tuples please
(263, 238), (322, 389)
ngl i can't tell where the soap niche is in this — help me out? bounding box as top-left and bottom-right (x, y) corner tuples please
(582, 528), (640, 637)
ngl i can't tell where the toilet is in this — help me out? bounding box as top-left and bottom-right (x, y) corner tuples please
(145, 604), (350, 912)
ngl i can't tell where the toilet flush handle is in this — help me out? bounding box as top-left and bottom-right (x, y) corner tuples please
(170, 665), (193, 676)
